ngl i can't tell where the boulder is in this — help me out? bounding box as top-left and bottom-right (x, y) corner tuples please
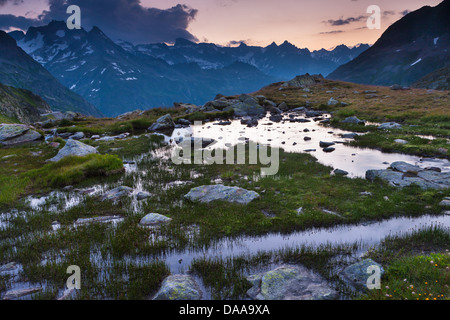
(247, 265), (338, 300)
(225, 99), (265, 117)
(139, 213), (172, 226)
(341, 259), (384, 291)
(342, 116), (366, 125)
(153, 275), (202, 300)
(334, 169), (349, 176)
(286, 74), (320, 87)
(47, 139), (98, 162)
(149, 114), (175, 131)
(328, 98), (339, 106)
(184, 184), (260, 205)
(69, 132), (85, 140)
(366, 162), (450, 190)
(0, 124), (42, 146)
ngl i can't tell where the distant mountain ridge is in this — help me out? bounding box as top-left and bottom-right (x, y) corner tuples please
(328, 0), (450, 86)
(119, 38), (369, 80)
(0, 30), (102, 117)
(9, 21), (369, 117)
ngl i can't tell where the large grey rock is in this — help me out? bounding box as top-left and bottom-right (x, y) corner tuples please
(101, 186), (133, 202)
(0, 124), (42, 146)
(366, 161), (449, 190)
(185, 184), (260, 205)
(342, 116), (366, 125)
(341, 259), (384, 291)
(69, 132), (85, 140)
(153, 275), (202, 300)
(328, 98), (339, 106)
(149, 114), (175, 131)
(247, 265), (338, 300)
(225, 100), (265, 117)
(48, 139), (98, 162)
(139, 213), (172, 226)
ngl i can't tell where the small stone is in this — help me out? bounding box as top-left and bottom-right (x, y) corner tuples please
(139, 213), (172, 226)
(153, 275), (202, 300)
(334, 169), (349, 176)
(136, 191), (152, 201)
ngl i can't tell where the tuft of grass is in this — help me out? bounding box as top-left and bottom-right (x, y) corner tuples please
(24, 154), (124, 189)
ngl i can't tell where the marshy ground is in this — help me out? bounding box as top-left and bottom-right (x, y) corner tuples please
(0, 79), (448, 300)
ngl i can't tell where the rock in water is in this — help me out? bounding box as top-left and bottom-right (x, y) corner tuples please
(246, 265), (338, 300)
(378, 122), (402, 130)
(184, 184), (260, 205)
(0, 124), (42, 146)
(153, 275), (202, 300)
(101, 186), (133, 202)
(139, 213), (172, 226)
(148, 114), (175, 131)
(48, 139), (98, 162)
(3, 287), (42, 300)
(341, 259), (384, 291)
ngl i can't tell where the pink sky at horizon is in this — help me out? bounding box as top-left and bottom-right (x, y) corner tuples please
(1, 0), (443, 50)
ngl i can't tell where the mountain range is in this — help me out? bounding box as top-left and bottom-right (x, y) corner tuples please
(328, 0), (450, 86)
(8, 21), (369, 117)
(0, 30), (102, 117)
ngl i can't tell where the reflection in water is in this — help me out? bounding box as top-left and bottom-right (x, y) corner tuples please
(163, 113), (449, 178)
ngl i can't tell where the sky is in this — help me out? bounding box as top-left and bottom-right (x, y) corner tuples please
(0, 0), (443, 50)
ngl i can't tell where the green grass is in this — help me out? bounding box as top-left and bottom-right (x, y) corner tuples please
(25, 154), (124, 189)
(361, 226), (450, 300)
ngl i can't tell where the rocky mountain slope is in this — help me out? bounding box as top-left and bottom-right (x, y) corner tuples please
(0, 82), (51, 124)
(328, 0), (450, 86)
(0, 31), (102, 117)
(413, 65), (450, 90)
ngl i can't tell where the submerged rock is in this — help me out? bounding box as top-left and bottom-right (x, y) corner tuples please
(3, 287), (42, 300)
(75, 216), (123, 226)
(247, 265), (338, 300)
(378, 122), (402, 130)
(101, 186), (133, 202)
(153, 275), (202, 300)
(48, 139), (98, 162)
(139, 213), (172, 226)
(185, 184), (260, 205)
(341, 259), (384, 291)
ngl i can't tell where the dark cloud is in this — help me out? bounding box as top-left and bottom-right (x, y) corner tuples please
(319, 30), (344, 34)
(0, 0), (23, 6)
(325, 16), (366, 26)
(401, 10), (411, 16)
(0, 0), (198, 44)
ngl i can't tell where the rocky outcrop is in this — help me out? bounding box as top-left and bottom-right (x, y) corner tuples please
(247, 265), (338, 300)
(148, 114), (175, 131)
(185, 184), (260, 205)
(0, 124), (42, 146)
(285, 74), (323, 88)
(47, 139), (98, 162)
(153, 275), (202, 300)
(0, 83), (51, 124)
(366, 161), (450, 189)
